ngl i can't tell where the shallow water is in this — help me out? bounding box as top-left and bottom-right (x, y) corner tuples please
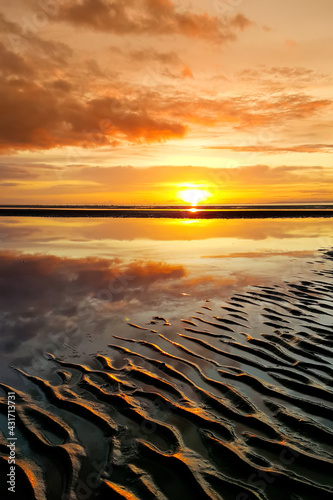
(0, 216), (332, 499)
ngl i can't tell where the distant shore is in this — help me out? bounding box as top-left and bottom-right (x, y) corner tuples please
(1, 206), (333, 218)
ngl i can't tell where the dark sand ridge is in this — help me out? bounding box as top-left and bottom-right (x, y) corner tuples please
(1, 205), (333, 219)
(0, 250), (332, 499)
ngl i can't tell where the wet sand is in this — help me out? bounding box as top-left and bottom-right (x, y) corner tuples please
(0, 251), (333, 499)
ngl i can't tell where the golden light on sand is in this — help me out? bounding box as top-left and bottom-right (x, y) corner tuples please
(178, 187), (210, 206)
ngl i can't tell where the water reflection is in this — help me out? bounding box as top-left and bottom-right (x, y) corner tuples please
(1, 216), (333, 249)
(0, 216), (332, 386)
(1, 217), (333, 500)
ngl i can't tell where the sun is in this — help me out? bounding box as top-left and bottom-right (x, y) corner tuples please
(178, 188), (210, 206)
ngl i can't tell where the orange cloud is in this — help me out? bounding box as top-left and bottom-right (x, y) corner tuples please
(285, 39), (297, 48)
(157, 92), (332, 130)
(231, 13), (253, 31)
(0, 9), (330, 154)
(182, 66), (194, 79)
(58, 0), (252, 42)
(239, 66), (329, 85)
(0, 58), (330, 151)
(0, 162), (328, 185)
(206, 144), (333, 154)
(131, 49), (180, 65)
(0, 78), (186, 151)
(0, 41), (33, 76)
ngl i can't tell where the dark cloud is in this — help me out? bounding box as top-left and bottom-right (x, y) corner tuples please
(50, 79), (73, 92)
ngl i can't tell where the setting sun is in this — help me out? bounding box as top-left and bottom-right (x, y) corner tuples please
(178, 188), (210, 205)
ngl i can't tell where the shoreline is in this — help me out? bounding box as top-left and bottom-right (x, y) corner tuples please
(1, 207), (333, 218)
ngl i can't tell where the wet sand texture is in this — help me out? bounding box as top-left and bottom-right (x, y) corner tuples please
(0, 250), (332, 499)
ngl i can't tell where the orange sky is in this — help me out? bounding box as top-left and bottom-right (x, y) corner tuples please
(0, 0), (332, 204)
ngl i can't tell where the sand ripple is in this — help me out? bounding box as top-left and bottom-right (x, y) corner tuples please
(0, 250), (333, 499)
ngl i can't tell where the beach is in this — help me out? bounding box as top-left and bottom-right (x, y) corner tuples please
(0, 215), (332, 499)
(2, 0), (333, 497)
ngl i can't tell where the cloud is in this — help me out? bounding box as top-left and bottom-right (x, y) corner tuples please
(0, 11), (330, 155)
(131, 49), (181, 65)
(206, 144), (333, 154)
(0, 164), (39, 180)
(0, 74), (330, 151)
(230, 13), (253, 31)
(285, 39), (297, 48)
(0, 250), (186, 355)
(204, 250), (314, 259)
(0, 12), (22, 35)
(239, 66), (329, 85)
(0, 12), (72, 63)
(208, 164), (330, 185)
(0, 182), (19, 187)
(50, 79), (73, 93)
(56, 164), (333, 192)
(0, 12), (189, 151)
(58, 0), (252, 42)
(2, 163), (333, 205)
(0, 79), (186, 151)
(125, 48), (195, 80)
(156, 92), (332, 130)
(0, 42), (33, 76)
(182, 66), (194, 79)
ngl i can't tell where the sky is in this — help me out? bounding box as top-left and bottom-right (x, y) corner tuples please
(0, 0), (332, 205)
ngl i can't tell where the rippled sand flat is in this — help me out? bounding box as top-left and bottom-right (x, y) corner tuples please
(0, 250), (332, 499)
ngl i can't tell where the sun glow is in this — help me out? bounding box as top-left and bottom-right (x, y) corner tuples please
(178, 188), (210, 206)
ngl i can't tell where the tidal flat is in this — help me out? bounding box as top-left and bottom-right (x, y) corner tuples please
(0, 216), (332, 499)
